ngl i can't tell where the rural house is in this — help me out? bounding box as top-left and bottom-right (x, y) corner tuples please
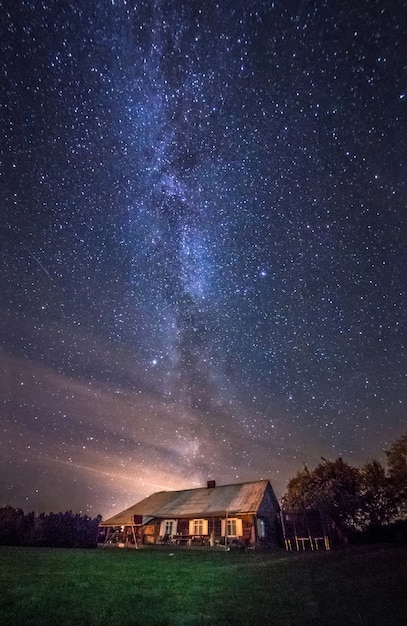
(98, 479), (282, 549)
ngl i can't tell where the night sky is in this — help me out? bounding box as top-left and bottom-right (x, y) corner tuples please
(1, 0), (406, 518)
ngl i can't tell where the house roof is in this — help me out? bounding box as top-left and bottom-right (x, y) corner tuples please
(100, 480), (273, 526)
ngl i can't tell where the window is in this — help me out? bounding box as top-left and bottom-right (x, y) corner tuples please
(159, 519), (177, 536)
(227, 519), (237, 536)
(189, 519), (208, 535)
(257, 518), (266, 538)
(221, 518), (243, 537)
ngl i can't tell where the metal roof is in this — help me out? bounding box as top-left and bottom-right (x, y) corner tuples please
(100, 480), (272, 526)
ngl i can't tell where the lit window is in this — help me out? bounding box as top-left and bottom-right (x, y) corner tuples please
(227, 519), (237, 536)
(221, 518), (243, 537)
(189, 519), (208, 535)
(159, 519), (177, 536)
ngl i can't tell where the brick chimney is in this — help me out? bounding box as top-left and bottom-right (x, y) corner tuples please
(207, 480), (216, 489)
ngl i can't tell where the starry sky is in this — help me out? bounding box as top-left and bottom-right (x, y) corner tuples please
(1, 0), (406, 518)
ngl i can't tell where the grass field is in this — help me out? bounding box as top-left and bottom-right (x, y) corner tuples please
(1, 544), (406, 625)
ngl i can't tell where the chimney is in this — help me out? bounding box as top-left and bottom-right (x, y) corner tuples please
(207, 480), (216, 489)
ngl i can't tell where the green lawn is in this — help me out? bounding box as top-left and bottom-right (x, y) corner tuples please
(1, 544), (406, 625)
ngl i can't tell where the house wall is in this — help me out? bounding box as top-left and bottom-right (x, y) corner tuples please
(144, 514), (261, 548)
(100, 510), (281, 549)
(257, 484), (283, 548)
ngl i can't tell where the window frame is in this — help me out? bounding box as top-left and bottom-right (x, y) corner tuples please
(221, 518), (243, 537)
(257, 517), (266, 538)
(159, 519), (177, 536)
(189, 519), (208, 535)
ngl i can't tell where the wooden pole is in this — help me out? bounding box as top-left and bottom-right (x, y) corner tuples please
(131, 525), (138, 549)
(280, 509), (290, 551)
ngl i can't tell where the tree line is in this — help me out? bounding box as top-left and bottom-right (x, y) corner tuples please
(282, 432), (407, 544)
(0, 508), (101, 548)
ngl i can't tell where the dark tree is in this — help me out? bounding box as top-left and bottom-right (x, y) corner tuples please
(33, 511), (101, 548)
(0, 508), (101, 547)
(283, 432), (407, 545)
(385, 433), (407, 517)
(0, 506), (34, 545)
(283, 458), (362, 542)
(283, 458), (361, 541)
(359, 459), (395, 528)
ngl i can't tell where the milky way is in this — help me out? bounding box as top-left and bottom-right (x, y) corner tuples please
(1, 0), (406, 517)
